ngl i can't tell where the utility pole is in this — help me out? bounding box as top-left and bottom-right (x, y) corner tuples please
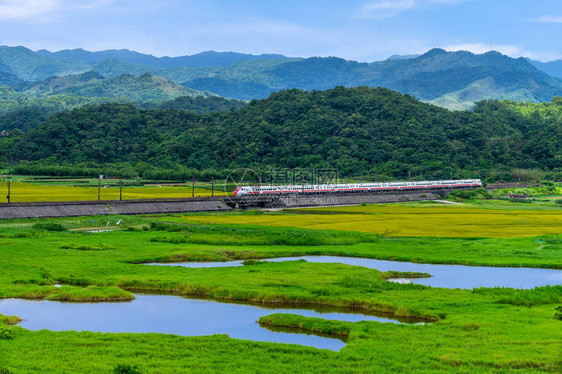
(119, 179), (123, 201)
(192, 177), (195, 198)
(408, 171), (411, 181)
(420, 171), (423, 181)
(98, 177), (101, 201)
(211, 178), (214, 197)
(7, 180), (10, 204)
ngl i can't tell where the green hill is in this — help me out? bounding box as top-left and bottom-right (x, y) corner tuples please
(0, 72), (228, 117)
(0, 46), (88, 81)
(2, 86), (560, 179)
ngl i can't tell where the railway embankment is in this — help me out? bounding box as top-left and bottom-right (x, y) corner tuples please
(0, 191), (446, 219)
(0, 198), (232, 219)
(276, 192), (442, 208)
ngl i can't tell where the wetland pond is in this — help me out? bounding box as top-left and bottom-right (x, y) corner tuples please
(0, 294), (419, 351)
(3, 258), (560, 351)
(148, 256), (562, 289)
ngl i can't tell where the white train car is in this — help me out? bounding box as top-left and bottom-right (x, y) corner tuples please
(233, 179), (482, 196)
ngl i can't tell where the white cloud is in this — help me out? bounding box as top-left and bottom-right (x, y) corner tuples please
(358, 0), (414, 19)
(357, 0), (468, 19)
(0, 0), (117, 20)
(533, 15), (562, 23)
(443, 43), (534, 58)
(0, 0), (58, 19)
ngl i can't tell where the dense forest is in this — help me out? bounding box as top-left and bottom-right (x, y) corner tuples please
(1, 86), (561, 181)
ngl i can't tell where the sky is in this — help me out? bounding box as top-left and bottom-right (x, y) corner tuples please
(0, 0), (561, 62)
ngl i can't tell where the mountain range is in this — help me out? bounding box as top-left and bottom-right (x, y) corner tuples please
(1, 45), (562, 111)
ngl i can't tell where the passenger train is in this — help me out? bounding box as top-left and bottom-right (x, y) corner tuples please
(233, 179), (482, 196)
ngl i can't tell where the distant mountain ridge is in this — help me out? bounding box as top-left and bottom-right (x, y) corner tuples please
(529, 59), (562, 79)
(36, 48), (290, 68)
(1, 45), (562, 110)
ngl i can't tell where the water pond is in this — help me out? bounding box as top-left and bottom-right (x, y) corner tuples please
(148, 256), (562, 289)
(0, 294), (418, 351)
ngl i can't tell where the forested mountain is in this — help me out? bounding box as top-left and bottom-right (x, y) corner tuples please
(0, 46), (88, 82)
(1, 87), (560, 180)
(0, 94), (245, 132)
(2, 46), (562, 110)
(0, 72), (245, 117)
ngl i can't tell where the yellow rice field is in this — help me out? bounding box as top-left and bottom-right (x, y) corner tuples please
(184, 205), (562, 238)
(0, 182), (230, 202)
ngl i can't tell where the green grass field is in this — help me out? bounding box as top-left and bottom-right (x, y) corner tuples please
(0, 204), (561, 372)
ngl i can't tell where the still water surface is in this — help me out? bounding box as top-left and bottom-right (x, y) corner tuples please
(148, 256), (562, 289)
(0, 294), (415, 351)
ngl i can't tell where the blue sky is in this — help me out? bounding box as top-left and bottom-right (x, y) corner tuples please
(0, 0), (561, 61)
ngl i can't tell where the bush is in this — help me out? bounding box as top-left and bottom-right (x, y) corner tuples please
(555, 305), (562, 320)
(114, 364), (141, 374)
(449, 188), (490, 200)
(149, 222), (183, 232)
(60, 243), (115, 251)
(32, 223), (66, 231)
(0, 328), (15, 340)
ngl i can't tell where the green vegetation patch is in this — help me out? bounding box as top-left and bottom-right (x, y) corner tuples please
(382, 271), (432, 280)
(259, 313), (352, 337)
(60, 243), (115, 251)
(32, 222), (67, 231)
(149, 221), (377, 247)
(0, 314), (22, 325)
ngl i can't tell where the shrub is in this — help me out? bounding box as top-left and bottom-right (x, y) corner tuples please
(114, 364), (141, 374)
(32, 223), (66, 231)
(60, 243), (115, 251)
(555, 305), (562, 320)
(0, 328), (15, 340)
(449, 188), (490, 200)
(149, 222), (183, 232)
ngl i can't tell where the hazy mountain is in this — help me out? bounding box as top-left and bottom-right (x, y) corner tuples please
(181, 49), (562, 108)
(2, 45), (562, 110)
(529, 59), (562, 79)
(37, 48), (289, 68)
(385, 54), (421, 61)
